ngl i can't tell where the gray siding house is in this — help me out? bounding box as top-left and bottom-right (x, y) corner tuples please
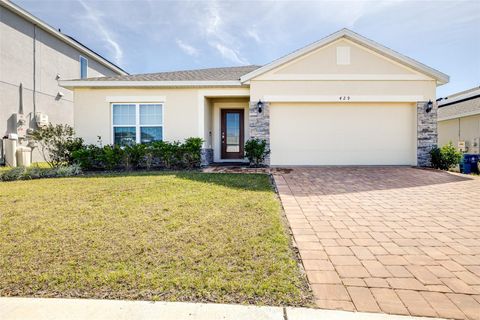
(0, 0), (127, 162)
(438, 87), (480, 153)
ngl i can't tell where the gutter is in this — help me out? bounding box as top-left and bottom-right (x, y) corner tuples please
(438, 94), (480, 108)
(58, 80), (245, 89)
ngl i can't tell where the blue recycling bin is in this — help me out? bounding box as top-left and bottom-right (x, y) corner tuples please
(462, 154), (479, 174)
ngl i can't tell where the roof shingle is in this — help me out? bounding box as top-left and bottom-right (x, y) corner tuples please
(81, 65), (261, 82)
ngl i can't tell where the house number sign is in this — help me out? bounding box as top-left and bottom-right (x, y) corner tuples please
(339, 96), (351, 101)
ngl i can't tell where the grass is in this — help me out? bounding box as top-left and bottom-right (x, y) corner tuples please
(0, 172), (312, 306)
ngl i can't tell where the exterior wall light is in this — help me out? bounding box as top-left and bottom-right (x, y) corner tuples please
(257, 100), (264, 113)
(425, 100), (433, 113)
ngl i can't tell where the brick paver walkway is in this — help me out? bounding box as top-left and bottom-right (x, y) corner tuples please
(274, 167), (480, 320)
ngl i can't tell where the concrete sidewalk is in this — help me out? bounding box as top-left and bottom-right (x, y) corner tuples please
(0, 297), (444, 320)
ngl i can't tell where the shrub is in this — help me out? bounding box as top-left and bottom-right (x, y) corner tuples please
(1, 166), (27, 181)
(29, 124), (84, 168)
(0, 165), (82, 182)
(71, 145), (102, 171)
(72, 138), (203, 171)
(244, 138), (270, 167)
(429, 142), (462, 170)
(181, 137), (203, 169)
(100, 145), (124, 170)
(151, 141), (182, 169)
(123, 143), (147, 170)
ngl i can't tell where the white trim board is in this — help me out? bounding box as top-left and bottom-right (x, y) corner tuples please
(60, 80), (243, 88)
(106, 96), (166, 102)
(240, 28), (449, 85)
(263, 95), (425, 103)
(253, 74), (432, 81)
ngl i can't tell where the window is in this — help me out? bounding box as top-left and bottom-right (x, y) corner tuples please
(112, 103), (163, 146)
(80, 56), (88, 79)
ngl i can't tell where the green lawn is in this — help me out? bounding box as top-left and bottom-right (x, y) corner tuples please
(0, 172), (312, 306)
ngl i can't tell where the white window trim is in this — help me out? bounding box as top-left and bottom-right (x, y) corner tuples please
(111, 103), (164, 145)
(79, 55), (88, 79)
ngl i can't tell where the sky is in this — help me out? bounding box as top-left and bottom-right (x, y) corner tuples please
(13, 0), (480, 97)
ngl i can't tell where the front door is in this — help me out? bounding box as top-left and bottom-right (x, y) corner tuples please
(221, 109), (244, 159)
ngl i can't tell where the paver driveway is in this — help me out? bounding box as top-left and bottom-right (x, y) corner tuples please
(274, 167), (480, 320)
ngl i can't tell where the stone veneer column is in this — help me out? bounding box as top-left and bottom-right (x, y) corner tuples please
(417, 101), (438, 167)
(249, 101), (270, 165)
(200, 148), (213, 166)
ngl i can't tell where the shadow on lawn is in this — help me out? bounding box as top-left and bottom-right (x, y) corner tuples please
(77, 170), (274, 192)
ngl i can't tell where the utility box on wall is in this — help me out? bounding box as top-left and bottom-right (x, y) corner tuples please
(35, 112), (49, 127)
(472, 137), (480, 154)
(14, 113), (28, 138)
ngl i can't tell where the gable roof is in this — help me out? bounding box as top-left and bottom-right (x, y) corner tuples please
(240, 28), (449, 85)
(0, 0), (128, 75)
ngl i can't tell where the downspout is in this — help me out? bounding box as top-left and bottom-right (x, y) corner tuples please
(33, 24), (37, 120)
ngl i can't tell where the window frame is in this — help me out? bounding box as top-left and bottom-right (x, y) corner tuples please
(80, 55), (88, 79)
(111, 103), (164, 145)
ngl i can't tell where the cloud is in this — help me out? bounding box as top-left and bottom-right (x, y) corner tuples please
(175, 39), (199, 57)
(246, 29), (261, 43)
(77, 0), (123, 64)
(201, 1), (249, 65)
(211, 42), (249, 65)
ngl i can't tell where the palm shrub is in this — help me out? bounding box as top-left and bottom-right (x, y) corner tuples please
(429, 142), (462, 170)
(244, 138), (270, 167)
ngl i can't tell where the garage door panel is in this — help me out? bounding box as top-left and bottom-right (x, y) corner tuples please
(270, 103), (415, 165)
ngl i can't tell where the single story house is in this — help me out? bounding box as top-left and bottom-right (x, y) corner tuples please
(438, 87), (480, 154)
(60, 29), (449, 167)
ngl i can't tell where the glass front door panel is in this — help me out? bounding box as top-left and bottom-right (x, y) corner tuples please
(226, 113), (240, 153)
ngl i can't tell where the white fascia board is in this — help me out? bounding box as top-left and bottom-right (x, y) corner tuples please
(59, 80), (244, 88)
(255, 74), (432, 81)
(240, 28), (449, 85)
(263, 95), (425, 102)
(0, 0), (127, 75)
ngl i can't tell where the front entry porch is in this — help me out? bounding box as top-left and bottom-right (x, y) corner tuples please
(202, 97), (250, 165)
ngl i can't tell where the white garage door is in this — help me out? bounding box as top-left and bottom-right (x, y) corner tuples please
(270, 103), (416, 166)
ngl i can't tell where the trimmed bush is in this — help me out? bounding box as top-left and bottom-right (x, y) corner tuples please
(71, 138), (203, 171)
(244, 138), (270, 167)
(429, 142), (462, 170)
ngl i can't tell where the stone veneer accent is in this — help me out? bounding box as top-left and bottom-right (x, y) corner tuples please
(249, 101), (270, 165)
(417, 101), (438, 167)
(200, 148), (213, 166)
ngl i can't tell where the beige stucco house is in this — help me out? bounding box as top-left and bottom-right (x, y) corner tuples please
(0, 0), (127, 163)
(61, 29), (449, 167)
(438, 87), (480, 153)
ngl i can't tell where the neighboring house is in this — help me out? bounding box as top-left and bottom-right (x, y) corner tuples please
(60, 29), (449, 167)
(0, 0), (127, 162)
(437, 87), (480, 154)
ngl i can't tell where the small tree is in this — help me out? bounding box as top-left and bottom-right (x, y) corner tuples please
(244, 138), (270, 167)
(29, 124), (84, 168)
(429, 142), (462, 170)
